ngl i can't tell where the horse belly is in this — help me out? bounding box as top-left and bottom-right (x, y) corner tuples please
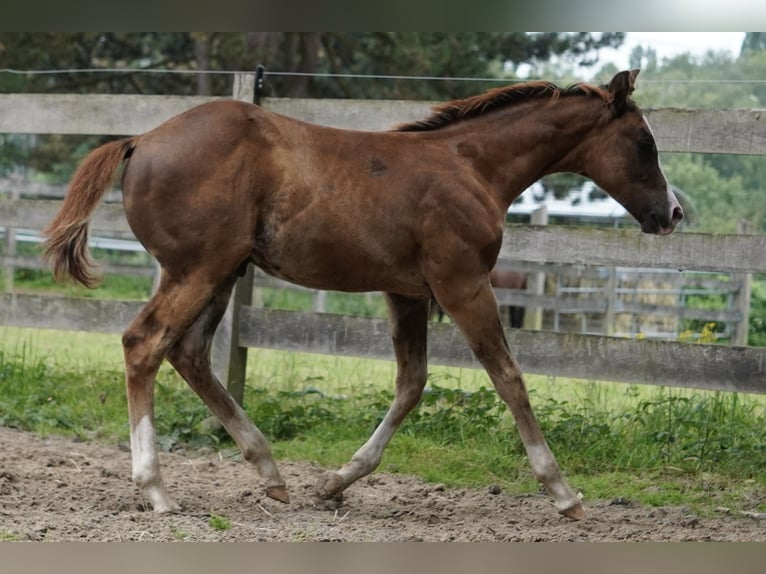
(251, 223), (428, 297)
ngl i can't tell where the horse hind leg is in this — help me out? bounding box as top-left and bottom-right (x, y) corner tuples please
(122, 274), (213, 512)
(316, 293), (429, 499)
(434, 279), (584, 519)
(165, 275), (287, 503)
(122, 269), (247, 512)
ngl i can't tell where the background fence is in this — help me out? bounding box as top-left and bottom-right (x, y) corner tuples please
(2, 72), (766, 402)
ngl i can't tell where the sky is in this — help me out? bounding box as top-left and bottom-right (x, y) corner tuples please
(597, 32), (746, 70)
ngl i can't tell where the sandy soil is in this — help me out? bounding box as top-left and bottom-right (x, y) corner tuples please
(1, 425), (764, 542)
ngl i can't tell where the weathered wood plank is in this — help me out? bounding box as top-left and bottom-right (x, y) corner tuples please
(1, 93), (764, 155)
(500, 225), (766, 274)
(238, 307), (766, 394)
(0, 293), (143, 333)
(0, 199), (133, 234)
(493, 288), (740, 323)
(646, 108), (766, 155)
(0, 94), (219, 135)
(263, 97), (433, 132)
(2, 293), (764, 394)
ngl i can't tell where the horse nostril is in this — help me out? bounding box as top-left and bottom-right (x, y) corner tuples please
(672, 206), (684, 223)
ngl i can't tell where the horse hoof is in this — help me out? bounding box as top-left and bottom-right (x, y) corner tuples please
(152, 499), (181, 514)
(266, 485), (290, 503)
(315, 471), (345, 499)
(559, 502), (586, 521)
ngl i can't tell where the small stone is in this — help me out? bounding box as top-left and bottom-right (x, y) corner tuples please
(488, 484), (503, 495)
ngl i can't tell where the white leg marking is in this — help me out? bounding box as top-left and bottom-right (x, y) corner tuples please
(131, 415), (178, 512)
(526, 442), (582, 513)
(131, 416), (157, 483)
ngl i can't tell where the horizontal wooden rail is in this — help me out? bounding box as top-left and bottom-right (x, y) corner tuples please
(1, 93), (764, 155)
(4, 199), (766, 275)
(3, 292), (763, 395)
(0, 293), (143, 333)
(493, 289), (741, 323)
(500, 225), (766, 274)
(0, 199), (131, 234)
(238, 307), (766, 394)
(0, 94), (220, 136)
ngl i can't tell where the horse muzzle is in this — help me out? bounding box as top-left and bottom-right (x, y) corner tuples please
(641, 204), (684, 235)
(638, 196), (683, 236)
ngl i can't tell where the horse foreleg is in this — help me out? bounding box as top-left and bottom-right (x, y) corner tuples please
(316, 293), (429, 499)
(437, 280), (584, 519)
(166, 277), (287, 503)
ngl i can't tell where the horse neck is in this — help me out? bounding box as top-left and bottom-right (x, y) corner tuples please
(439, 96), (607, 209)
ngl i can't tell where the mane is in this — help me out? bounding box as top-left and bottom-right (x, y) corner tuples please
(395, 80), (614, 132)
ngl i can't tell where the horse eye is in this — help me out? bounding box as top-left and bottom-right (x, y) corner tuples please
(637, 139), (655, 153)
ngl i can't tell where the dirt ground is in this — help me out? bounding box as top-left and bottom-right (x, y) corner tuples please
(1, 425), (765, 542)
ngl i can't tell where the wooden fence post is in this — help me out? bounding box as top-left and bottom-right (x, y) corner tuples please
(2, 184), (19, 293)
(732, 219), (753, 346)
(523, 206), (548, 330)
(210, 72), (256, 405)
(603, 267), (617, 336)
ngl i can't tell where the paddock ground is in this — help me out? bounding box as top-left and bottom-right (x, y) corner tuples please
(1, 426), (764, 542)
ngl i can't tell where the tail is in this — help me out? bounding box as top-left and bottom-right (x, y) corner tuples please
(43, 137), (135, 288)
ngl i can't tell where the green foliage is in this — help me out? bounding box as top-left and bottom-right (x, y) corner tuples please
(400, 380), (507, 443)
(678, 322), (723, 344)
(748, 279), (766, 346)
(208, 514), (232, 531)
(0, 135), (26, 178)
(661, 154), (753, 234)
(0, 530), (19, 541)
(260, 288), (388, 318)
(0, 347), (128, 439)
(533, 385), (766, 485)
(245, 388), (337, 440)
(10, 269), (152, 301)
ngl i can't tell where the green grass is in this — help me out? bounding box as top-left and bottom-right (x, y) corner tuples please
(9, 268), (153, 301)
(1, 326), (765, 514)
(208, 514), (232, 531)
(0, 530), (20, 541)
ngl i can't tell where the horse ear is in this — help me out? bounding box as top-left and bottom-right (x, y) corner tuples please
(608, 69), (639, 114)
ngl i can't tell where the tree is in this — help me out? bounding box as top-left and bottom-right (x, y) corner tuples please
(662, 154), (755, 234)
(741, 32), (766, 54)
(0, 32), (625, 99)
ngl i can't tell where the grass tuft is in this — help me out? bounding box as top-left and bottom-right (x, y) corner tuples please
(208, 514), (232, 531)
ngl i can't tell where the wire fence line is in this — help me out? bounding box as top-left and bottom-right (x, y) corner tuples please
(3, 67), (766, 86)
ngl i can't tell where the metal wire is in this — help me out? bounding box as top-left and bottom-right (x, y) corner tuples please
(3, 67), (766, 84)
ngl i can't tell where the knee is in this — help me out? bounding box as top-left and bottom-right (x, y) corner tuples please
(122, 328), (143, 352)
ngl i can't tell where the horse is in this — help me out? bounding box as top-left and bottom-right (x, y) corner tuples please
(431, 267), (527, 328)
(491, 268), (527, 328)
(43, 69), (683, 521)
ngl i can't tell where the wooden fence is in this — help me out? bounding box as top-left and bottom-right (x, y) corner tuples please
(2, 72), (766, 401)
